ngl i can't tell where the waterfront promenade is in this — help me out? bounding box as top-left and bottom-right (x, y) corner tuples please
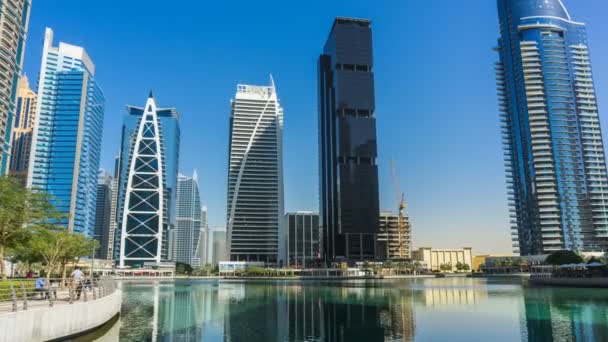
(0, 277), (121, 342)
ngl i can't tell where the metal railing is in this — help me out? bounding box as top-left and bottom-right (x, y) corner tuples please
(0, 276), (116, 314)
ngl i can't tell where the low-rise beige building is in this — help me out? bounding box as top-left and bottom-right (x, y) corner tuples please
(412, 247), (473, 272)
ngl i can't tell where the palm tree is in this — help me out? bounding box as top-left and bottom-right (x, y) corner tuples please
(384, 260), (394, 275)
(405, 261), (415, 274)
(362, 261), (371, 276)
(413, 261), (423, 275)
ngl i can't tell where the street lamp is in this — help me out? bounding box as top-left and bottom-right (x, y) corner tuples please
(91, 234), (101, 277)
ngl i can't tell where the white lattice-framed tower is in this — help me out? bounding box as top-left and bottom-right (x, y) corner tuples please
(119, 95), (165, 267)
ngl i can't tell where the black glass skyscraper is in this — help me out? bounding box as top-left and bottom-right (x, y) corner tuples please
(318, 17), (380, 263)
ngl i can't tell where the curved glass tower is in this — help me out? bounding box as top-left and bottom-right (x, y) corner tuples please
(496, 0), (608, 254)
(226, 78), (285, 265)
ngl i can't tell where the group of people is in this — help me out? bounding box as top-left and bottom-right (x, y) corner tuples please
(34, 267), (89, 300)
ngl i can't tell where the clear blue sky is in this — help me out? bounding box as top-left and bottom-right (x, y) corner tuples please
(23, 0), (608, 254)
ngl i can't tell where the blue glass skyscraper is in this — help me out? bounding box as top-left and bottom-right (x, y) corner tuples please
(28, 28), (105, 236)
(496, 0), (608, 254)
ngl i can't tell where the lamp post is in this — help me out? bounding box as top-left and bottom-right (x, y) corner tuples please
(91, 234), (101, 276)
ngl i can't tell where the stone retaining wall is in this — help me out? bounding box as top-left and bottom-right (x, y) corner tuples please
(530, 277), (608, 288)
(0, 290), (122, 342)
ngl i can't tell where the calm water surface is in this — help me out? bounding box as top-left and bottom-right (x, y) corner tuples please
(101, 278), (608, 341)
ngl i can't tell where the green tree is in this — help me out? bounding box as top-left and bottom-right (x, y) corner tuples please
(514, 257), (528, 267)
(7, 238), (41, 276)
(193, 264), (217, 276)
(176, 262), (194, 275)
(412, 261), (423, 274)
(29, 227), (73, 280)
(455, 262), (464, 272)
(439, 263), (452, 272)
(462, 263), (470, 272)
(0, 177), (61, 277)
(545, 250), (583, 266)
(586, 256), (604, 265)
(362, 261), (371, 275)
(59, 234), (99, 285)
(384, 260), (394, 275)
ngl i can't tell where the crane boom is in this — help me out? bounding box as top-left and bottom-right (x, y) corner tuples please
(391, 159), (401, 208)
(390, 159), (410, 259)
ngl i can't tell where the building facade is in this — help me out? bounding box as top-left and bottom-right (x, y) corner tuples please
(117, 94), (180, 267)
(318, 17), (380, 263)
(285, 212), (320, 267)
(106, 153), (121, 260)
(496, 0), (608, 255)
(211, 230), (227, 266)
(412, 247), (473, 272)
(94, 170), (113, 259)
(226, 80), (285, 265)
(0, 0), (30, 174)
(28, 28), (105, 236)
(194, 206), (208, 266)
(8, 76), (36, 185)
(174, 171), (203, 267)
(378, 211), (411, 260)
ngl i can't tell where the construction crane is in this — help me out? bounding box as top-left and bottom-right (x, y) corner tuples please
(391, 159), (411, 259)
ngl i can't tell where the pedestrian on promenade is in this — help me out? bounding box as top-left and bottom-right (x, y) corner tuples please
(35, 275), (47, 299)
(71, 267), (84, 300)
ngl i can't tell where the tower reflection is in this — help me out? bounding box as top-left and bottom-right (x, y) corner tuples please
(522, 288), (608, 342)
(222, 282), (416, 342)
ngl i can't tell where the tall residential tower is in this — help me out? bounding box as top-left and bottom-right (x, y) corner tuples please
(9, 76), (36, 185)
(195, 206), (208, 266)
(0, 0), (30, 173)
(28, 28), (105, 236)
(226, 79), (285, 265)
(496, 0), (608, 254)
(318, 18), (380, 263)
(94, 170), (113, 259)
(175, 171), (203, 267)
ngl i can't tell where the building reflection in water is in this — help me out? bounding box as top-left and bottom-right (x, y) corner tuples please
(115, 280), (608, 342)
(223, 283), (416, 342)
(415, 285), (488, 307)
(118, 281), (226, 341)
(522, 288), (608, 342)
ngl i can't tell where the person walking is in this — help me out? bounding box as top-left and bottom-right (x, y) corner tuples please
(71, 267), (85, 300)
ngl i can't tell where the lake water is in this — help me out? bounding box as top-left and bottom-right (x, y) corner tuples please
(99, 278), (608, 341)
